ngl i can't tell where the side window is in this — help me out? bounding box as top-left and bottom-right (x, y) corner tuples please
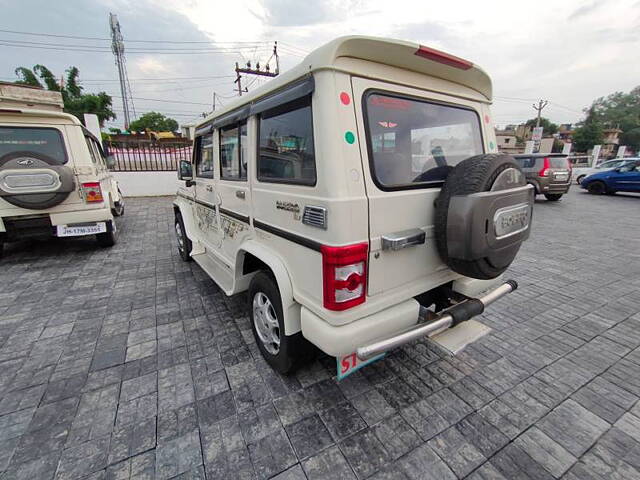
(196, 134), (214, 178)
(220, 122), (247, 181)
(85, 137), (99, 164)
(258, 97), (316, 185)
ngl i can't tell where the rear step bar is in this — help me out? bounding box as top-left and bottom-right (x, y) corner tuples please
(356, 280), (518, 360)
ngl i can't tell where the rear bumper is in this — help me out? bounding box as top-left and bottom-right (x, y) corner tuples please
(0, 207), (113, 239)
(539, 181), (571, 194)
(302, 280), (517, 358)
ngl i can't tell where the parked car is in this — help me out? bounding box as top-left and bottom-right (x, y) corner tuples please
(581, 160), (640, 195)
(0, 83), (124, 256)
(573, 158), (639, 184)
(173, 36), (533, 377)
(513, 153), (571, 201)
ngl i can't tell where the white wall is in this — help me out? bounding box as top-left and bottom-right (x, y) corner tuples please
(113, 171), (179, 197)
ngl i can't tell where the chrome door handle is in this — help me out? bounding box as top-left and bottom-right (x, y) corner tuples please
(206, 185), (213, 192)
(381, 228), (426, 251)
(235, 190), (246, 199)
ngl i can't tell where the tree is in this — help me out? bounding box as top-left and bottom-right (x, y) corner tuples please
(524, 117), (558, 135)
(129, 112), (179, 132)
(572, 107), (603, 153)
(621, 127), (640, 151)
(589, 86), (640, 133)
(13, 65), (115, 127)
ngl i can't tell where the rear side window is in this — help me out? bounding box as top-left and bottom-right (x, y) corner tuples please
(364, 92), (483, 189)
(220, 122), (247, 181)
(516, 157), (536, 169)
(258, 97), (316, 185)
(0, 127), (67, 164)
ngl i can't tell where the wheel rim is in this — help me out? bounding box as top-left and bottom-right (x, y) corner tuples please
(175, 221), (185, 252)
(252, 292), (280, 355)
(577, 176), (584, 184)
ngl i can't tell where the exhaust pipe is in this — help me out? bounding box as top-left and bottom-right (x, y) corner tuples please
(356, 280), (518, 360)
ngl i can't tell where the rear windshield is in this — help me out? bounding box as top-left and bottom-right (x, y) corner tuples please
(364, 92), (484, 189)
(517, 156), (568, 169)
(0, 127), (67, 164)
(549, 157), (568, 169)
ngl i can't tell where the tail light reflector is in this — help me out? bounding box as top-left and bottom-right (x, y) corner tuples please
(538, 157), (551, 177)
(414, 45), (473, 70)
(82, 182), (104, 203)
(321, 243), (368, 311)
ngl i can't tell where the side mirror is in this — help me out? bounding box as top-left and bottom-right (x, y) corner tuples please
(106, 155), (116, 169)
(178, 160), (193, 181)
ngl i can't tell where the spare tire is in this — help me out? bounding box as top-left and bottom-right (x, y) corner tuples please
(0, 151), (76, 210)
(435, 154), (534, 280)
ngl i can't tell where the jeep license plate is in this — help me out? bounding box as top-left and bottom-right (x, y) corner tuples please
(337, 352), (385, 380)
(57, 222), (107, 237)
(554, 172), (568, 181)
(494, 204), (530, 239)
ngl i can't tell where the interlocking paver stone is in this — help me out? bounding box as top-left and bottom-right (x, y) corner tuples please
(0, 192), (639, 479)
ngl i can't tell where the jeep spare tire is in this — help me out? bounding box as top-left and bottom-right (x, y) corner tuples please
(0, 151), (76, 210)
(435, 154), (534, 280)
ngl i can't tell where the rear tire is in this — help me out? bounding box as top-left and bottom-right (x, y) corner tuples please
(112, 190), (125, 217)
(96, 229), (117, 247)
(249, 271), (313, 374)
(587, 181), (606, 195)
(174, 213), (192, 262)
(544, 194), (562, 201)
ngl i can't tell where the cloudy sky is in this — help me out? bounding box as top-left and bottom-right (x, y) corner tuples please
(1, 0), (638, 129)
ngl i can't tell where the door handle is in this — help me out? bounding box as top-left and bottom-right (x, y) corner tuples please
(381, 228), (426, 251)
(206, 185), (213, 192)
(235, 190), (246, 200)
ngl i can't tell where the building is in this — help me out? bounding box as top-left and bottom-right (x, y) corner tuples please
(602, 128), (622, 157)
(495, 129), (521, 154)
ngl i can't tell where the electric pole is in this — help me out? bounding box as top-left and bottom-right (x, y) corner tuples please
(532, 100), (549, 127)
(234, 42), (280, 96)
(109, 13), (135, 129)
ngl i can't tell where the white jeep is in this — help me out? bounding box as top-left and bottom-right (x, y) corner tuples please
(173, 36), (533, 377)
(0, 83), (124, 256)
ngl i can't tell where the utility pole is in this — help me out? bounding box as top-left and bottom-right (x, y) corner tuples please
(234, 42), (280, 96)
(532, 99), (549, 127)
(109, 13), (135, 130)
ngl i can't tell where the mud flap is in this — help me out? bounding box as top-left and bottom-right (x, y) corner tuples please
(427, 319), (491, 355)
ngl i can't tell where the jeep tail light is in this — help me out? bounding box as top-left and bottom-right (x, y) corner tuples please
(415, 45), (473, 70)
(538, 157), (551, 177)
(82, 182), (103, 203)
(321, 243), (368, 311)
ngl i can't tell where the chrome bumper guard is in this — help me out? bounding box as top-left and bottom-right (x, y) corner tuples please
(356, 280), (518, 360)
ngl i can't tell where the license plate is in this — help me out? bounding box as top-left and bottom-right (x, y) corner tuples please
(56, 222), (106, 237)
(555, 172), (568, 181)
(337, 352), (385, 380)
(494, 203), (530, 239)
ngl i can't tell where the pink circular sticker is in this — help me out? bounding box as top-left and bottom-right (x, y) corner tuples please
(340, 92), (351, 105)
(484, 114), (490, 124)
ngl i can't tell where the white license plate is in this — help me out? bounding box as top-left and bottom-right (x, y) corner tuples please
(337, 352), (385, 380)
(56, 222), (106, 237)
(555, 172), (568, 181)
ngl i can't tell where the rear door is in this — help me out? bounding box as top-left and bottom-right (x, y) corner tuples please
(547, 155), (570, 184)
(351, 78), (487, 297)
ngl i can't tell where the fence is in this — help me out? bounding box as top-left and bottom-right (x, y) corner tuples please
(106, 140), (193, 172)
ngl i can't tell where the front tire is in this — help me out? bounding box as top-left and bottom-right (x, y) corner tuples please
(587, 181), (606, 195)
(248, 271), (312, 374)
(544, 194), (563, 201)
(174, 213), (192, 262)
(576, 175), (585, 184)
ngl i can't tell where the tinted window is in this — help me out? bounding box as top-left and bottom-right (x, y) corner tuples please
(0, 127), (67, 164)
(258, 97), (316, 185)
(220, 122), (247, 181)
(549, 157), (568, 169)
(196, 134), (214, 178)
(365, 93), (483, 188)
(516, 157), (536, 169)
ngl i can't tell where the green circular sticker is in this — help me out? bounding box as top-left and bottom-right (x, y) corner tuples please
(489, 141), (495, 150)
(345, 131), (355, 144)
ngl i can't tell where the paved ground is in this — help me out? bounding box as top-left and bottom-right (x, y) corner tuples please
(1, 188), (639, 480)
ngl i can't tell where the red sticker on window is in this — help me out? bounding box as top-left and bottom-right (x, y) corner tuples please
(369, 96), (411, 110)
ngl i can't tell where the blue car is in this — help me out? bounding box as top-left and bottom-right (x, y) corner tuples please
(581, 160), (640, 195)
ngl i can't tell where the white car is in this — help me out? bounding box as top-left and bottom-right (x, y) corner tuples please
(173, 36), (534, 377)
(0, 83), (124, 256)
(573, 158), (639, 184)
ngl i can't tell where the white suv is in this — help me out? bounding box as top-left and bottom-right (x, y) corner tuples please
(173, 36), (533, 378)
(0, 83), (124, 256)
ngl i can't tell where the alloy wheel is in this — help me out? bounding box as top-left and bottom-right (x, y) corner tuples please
(252, 292), (281, 355)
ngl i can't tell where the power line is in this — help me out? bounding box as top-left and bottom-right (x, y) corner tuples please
(109, 95), (210, 106)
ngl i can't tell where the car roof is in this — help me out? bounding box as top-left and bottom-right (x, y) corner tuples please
(197, 36), (492, 129)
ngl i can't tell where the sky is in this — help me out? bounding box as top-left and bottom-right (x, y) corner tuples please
(1, 0), (638, 130)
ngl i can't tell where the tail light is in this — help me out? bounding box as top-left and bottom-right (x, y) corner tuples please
(321, 243), (368, 311)
(82, 182), (104, 203)
(538, 157), (551, 177)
